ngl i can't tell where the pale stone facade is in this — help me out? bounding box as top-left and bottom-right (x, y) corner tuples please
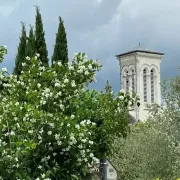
(116, 45), (164, 121)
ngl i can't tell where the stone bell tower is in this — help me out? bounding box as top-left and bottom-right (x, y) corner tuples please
(116, 44), (164, 121)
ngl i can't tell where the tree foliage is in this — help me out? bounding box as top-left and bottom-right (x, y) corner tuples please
(26, 25), (36, 58)
(35, 6), (48, 66)
(14, 22), (27, 76)
(52, 16), (68, 65)
(111, 70), (180, 180)
(0, 47), (139, 179)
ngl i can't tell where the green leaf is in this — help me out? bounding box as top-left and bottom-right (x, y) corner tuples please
(16, 141), (23, 147)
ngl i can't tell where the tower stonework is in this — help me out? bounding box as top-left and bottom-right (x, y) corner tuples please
(116, 45), (164, 121)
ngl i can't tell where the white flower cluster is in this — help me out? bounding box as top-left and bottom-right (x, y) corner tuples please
(117, 88), (140, 109)
(0, 51), (104, 178)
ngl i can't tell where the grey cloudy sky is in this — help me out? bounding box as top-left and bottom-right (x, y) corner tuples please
(0, 0), (179, 92)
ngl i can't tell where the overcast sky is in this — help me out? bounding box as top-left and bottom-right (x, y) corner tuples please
(0, 0), (179, 92)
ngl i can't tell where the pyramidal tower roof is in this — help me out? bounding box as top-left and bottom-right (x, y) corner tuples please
(116, 43), (164, 57)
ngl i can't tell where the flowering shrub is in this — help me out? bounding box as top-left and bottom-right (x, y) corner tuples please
(0, 46), (138, 180)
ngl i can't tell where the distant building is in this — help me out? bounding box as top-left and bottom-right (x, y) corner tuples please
(116, 43), (164, 121)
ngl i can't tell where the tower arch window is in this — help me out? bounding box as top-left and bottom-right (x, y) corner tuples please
(143, 68), (147, 102)
(132, 69), (135, 91)
(150, 69), (155, 103)
(125, 70), (129, 92)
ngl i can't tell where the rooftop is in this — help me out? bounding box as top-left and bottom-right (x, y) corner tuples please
(116, 43), (164, 57)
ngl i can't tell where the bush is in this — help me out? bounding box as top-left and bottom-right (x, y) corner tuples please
(0, 47), (138, 179)
(111, 71), (180, 180)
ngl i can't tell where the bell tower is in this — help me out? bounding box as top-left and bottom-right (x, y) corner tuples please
(116, 44), (164, 121)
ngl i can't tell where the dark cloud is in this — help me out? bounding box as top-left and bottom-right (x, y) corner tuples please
(0, 0), (179, 93)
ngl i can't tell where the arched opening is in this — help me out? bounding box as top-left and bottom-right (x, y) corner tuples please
(125, 70), (129, 92)
(143, 68), (147, 102)
(132, 69), (135, 92)
(150, 69), (155, 103)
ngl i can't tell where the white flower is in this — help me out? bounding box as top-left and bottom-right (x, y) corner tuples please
(36, 53), (40, 57)
(57, 62), (62, 66)
(79, 65), (86, 71)
(78, 144), (83, 149)
(119, 95), (124, 100)
(41, 174), (45, 178)
(57, 141), (62, 145)
(72, 53), (78, 60)
(92, 157), (99, 163)
(26, 56), (30, 61)
(37, 83), (41, 88)
(47, 131), (52, 135)
(53, 152), (57, 156)
(2, 67), (7, 72)
(44, 88), (50, 93)
(88, 65), (92, 70)
(16, 123), (20, 128)
(57, 91), (62, 96)
(38, 165), (42, 169)
(75, 124), (80, 130)
(71, 115), (75, 119)
(85, 71), (89, 75)
(89, 140), (94, 145)
(90, 153), (94, 158)
(80, 121), (85, 126)
(14, 117), (18, 121)
(28, 130), (33, 134)
(22, 63), (26, 67)
(86, 119), (91, 124)
(84, 158), (88, 162)
(0, 74), (4, 79)
(39, 66), (45, 71)
(15, 102), (19, 106)
(64, 78), (69, 83)
(43, 100), (46, 105)
(10, 131), (15, 136)
(71, 80), (76, 87)
(77, 69), (83, 73)
(55, 82), (60, 87)
(49, 123), (55, 128)
(81, 139), (87, 143)
(59, 104), (64, 110)
(92, 122), (96, 126)
(69, 65), (74, 70)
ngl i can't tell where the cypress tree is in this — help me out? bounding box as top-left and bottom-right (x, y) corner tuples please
(52, 16), (68, 65)
(14, 22), (27, 76)
(26, 25), (35, 58)
(35, 6), (48, 66)
(105, 80), (112, 93)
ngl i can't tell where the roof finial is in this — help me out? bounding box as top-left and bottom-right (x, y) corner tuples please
(139, 42), (141, 46)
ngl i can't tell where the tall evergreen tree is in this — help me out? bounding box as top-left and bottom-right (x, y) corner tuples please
(14, 22), (27, 76)
(35, 6), (48, 66)
(105, 80), (112, 93)
(52, 16), (68, 65)
(26, 25), (35, 58)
